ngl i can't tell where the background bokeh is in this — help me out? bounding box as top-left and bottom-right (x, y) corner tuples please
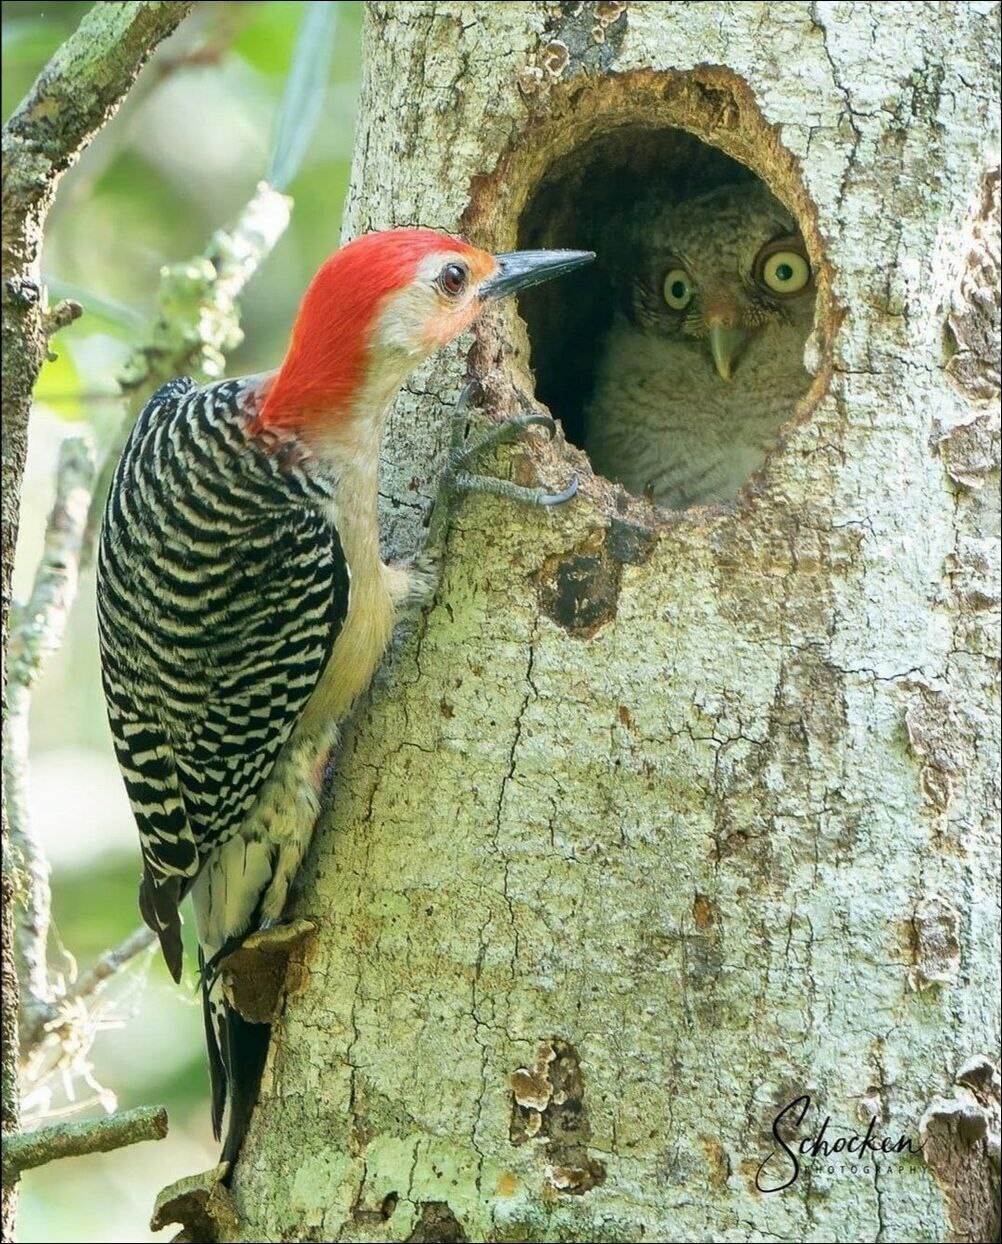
(3, 3), (364, 1238)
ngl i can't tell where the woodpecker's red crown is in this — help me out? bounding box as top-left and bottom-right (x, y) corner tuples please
(260, 228), (495, 430)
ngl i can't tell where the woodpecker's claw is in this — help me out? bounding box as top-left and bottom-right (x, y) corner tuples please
(444, 383), (576, 508)
(455, 377), (481, 412)
(449, 470), (579, 507)
(536, 474), (580, 505)
(511, 412), (559, 442)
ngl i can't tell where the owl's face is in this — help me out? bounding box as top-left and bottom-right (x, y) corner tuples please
(621, 182), (815, 380)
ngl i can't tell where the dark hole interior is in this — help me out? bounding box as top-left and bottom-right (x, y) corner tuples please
(516, 126), (815, 509)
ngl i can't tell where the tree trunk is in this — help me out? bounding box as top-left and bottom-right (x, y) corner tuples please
(231, 4), (1000, 1241)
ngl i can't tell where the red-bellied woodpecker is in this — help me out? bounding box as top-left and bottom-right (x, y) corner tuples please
(97, 229), (592, 1173)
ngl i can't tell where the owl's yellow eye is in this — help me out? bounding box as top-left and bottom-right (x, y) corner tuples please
(758, 249), (811, 295)
(662, 268), (694, 311)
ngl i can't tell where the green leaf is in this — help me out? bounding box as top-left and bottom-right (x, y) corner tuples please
(266, 1), (339, 192)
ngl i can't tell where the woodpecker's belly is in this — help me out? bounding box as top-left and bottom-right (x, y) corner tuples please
(197, 454), (401, 945)
(237, 529), (397, 848)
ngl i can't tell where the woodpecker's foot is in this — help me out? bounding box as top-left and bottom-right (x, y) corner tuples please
(443, 380), (578, 509)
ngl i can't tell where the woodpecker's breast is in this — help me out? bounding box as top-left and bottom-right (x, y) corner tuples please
(241, 459), (395, 851)
(299, 456), (396, 732)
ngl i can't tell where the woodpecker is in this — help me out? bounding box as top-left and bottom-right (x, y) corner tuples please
(97, 229), (592, 1172)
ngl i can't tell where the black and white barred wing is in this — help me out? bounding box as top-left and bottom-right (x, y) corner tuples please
(97, 377), (348, 980)
(171, 514), (347, 845)
(98, 654), (197, 979)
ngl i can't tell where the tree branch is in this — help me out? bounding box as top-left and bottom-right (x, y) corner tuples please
(18, 925), (156, 1061)
(1, 6), (192, 1233)
(5, 439), (95, 1049)
(60, 926), (158, 1017)
(6, 438), (94, 689)
(2, 1105), (168, 1180)
(81, 180), (293, 559)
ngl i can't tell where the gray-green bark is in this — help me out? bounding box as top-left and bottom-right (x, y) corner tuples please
(228, 3), (999, 1241)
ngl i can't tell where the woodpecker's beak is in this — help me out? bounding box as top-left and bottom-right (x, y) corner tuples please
(479, 249), (595, 301)
(708, 325), (748, 381)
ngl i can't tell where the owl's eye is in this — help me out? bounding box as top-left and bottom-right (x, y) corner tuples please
(662, 268), (694, 311)
(756, 242), (811, 296)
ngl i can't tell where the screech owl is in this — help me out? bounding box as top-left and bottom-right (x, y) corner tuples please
(584, 182), (816, 509)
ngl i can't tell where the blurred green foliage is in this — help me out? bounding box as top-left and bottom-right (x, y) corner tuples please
(3, 3), (363, 1239)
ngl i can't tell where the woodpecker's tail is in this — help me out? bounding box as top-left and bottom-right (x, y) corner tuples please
(191, 839), (276, 1178)
(198, 955), (271, 1177)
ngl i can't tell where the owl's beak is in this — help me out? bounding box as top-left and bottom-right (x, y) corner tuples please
(708, 325), (748, 382)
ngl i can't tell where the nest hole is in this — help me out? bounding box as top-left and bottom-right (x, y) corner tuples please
(514, 125), (820, 511)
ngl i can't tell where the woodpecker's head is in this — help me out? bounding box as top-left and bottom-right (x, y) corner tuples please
(261, 228), (592, 439)
(619, 182), (815, 381)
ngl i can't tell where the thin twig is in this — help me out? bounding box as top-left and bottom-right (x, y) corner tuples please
(82, 181), (293, 561)
(2, 1105), (168, 1180)
(5, 438), (95, 1048)
(42, 299), (83, 341)
(6, 437), (95, 689)
(65, 926), (157, 1013)
(19, 926), (157, 1061)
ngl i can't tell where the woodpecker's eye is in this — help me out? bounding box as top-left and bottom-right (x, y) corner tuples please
(662, 268), (694, 312)
(438, 263), (468, 297)
(755, 240), (812, 296)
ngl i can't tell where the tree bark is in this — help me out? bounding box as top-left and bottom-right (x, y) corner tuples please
(229, 4), (1000, 1241)
(1, 5), (191, 1238)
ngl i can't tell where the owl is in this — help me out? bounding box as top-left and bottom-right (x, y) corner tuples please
(584, 182), (816, 509)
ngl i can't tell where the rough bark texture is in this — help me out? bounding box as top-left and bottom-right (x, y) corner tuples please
(229, 4), (999, 1241)
(0, 5), (191, 1238)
